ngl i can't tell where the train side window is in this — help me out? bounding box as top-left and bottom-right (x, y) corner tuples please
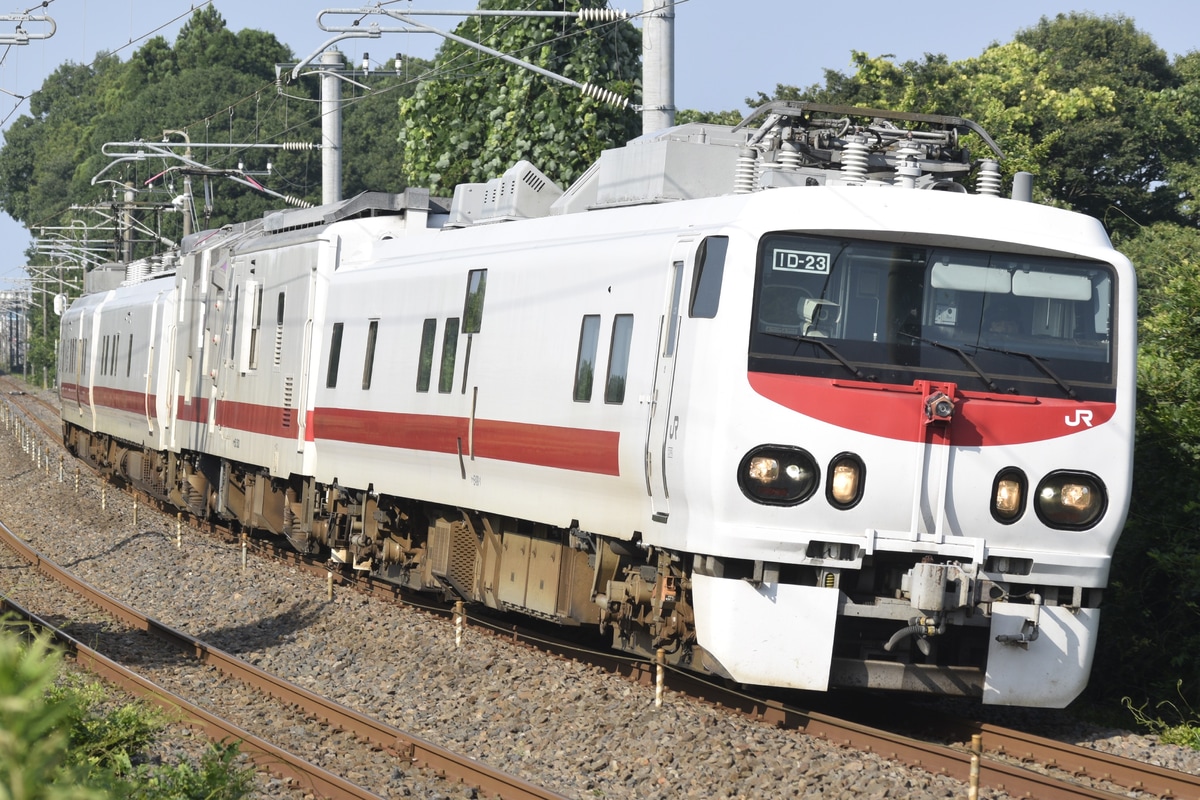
(101, 336), (110, 376)
(326, 322), (344, 388)
(416, 318), (437, 392)
(665, 261), (684, 357)
(605, 314), (634, 404)
(362, 319), (379, 390)
(248, 283), (264, 370)
(463, 269), (487, 334)
(237, 280), (262, 372)
(228, 285), (239, 361)
(439, 317), (460, 394)
(112, 334), (119, 375)
(126, 335), (133, 378)
(573, 314), (601, 402)
(690, 235), (728, 319)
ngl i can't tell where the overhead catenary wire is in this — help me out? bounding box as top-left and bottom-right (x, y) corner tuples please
(0, 1), (213, 128)
(17, 1), (682, 241)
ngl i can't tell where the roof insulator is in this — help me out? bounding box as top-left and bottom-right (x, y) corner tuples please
(977, 159), (1002, 197)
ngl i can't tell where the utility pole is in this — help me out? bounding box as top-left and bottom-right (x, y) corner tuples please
(320, 51), (345, 205)
(122, 181), (135, 263)
(642, 0), (676, 134)
(163, 130), (194, 238)
(291, 6), (636, 203)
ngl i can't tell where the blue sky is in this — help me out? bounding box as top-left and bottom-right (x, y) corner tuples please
(0, 0), (1197, 287)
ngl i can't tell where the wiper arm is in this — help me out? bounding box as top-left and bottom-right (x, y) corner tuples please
(762, 331), (876, 381)
(974, 343), (1077, 399)
(899, 332), (1000, 392)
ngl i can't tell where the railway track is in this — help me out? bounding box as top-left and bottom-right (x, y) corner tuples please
(0, 511), (566, 800)
(3, 375), (1198, 799)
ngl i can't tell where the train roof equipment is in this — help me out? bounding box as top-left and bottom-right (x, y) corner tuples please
(101, 102), (1020, 287)
(441, 101), (1014, 226)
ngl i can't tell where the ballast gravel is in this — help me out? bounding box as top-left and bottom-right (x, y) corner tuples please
(2, 387), (1199, 799)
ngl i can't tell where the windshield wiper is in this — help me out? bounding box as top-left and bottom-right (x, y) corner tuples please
(973, 343), (1077, 399)
(762, 332), (876, 381)
(899, 332), (1000, 392)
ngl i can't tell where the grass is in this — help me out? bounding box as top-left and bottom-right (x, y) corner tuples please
(1124, 681), (1200, 750)
(0, 616), (255, 800)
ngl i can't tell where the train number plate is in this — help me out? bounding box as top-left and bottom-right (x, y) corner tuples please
(772, 248), (831, 274)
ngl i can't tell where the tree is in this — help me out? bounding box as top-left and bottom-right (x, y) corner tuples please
(758, 15), (1189, 236)
(1154, 50), (1200, 227)
(0, 8), (316, 380)
(0, 621), (254, 800)
(1089, 223), (1200, 704)
(675, 108), (743, 125)
(341, 58), (433, 196)
(173, 6), (239, 73)
(1008, 14), (1183, 234)
(0, 56), (126, 230)
(398, 0), (641, 195)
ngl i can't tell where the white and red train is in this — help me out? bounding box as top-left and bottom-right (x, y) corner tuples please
(58, 103), (1134, 707)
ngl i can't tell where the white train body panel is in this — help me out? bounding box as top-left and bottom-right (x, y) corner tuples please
(59, 107), (1135, 707)
(311, 203), (713, 536)
(165, 225), (326, 480)
(59, 275), (177, 453)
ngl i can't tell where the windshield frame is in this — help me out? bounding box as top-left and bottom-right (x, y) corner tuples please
(748, 232), (1118, 402)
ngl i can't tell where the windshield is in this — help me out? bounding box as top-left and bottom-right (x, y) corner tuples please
(749, 233), (1116, 401)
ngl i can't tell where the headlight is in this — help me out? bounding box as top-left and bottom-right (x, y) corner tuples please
(991, 468), (1026, 523)
(1034, 471), (1106, 529)
(826, 453), (865, 509)
(738, 445), (819, 506)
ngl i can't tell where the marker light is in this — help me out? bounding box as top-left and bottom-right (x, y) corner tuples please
(925, 391), (954, 423)
(1034, 471), (1106, 529)
(739, 446), (819, 506)
(827, 453), (865, 509)
(991, 468), (1027, 523)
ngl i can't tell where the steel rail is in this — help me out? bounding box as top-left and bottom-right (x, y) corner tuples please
(977, 722), (1200, 799)
(0, 595), (383, 800)
(0, 518), (568, 800)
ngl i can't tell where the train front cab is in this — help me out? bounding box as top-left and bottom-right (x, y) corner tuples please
(679, 220), (1132, 707)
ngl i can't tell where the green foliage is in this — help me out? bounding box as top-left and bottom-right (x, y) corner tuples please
(124, 743), (253, 800)
(341, 59), (433, 195)
(1085, 224), (1200, 706)
(755, 14), (1189, 234)
(398, 0), (641, 194)
(0, 7), (312, 249)
(0, 621), (101, 800)
(1124, 683), (1200, 749)
(1008, 14), (1183, 233)
(675, 108), (744, 125)
(0, 620), (253, 800)
(48, 674), (163, 774)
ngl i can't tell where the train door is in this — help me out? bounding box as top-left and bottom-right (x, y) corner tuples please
(175, 250), (209, 452)
(142, 287), (170, 437)
(86, 293), (114, 432)
(297, 236), (337, 453)
(645, 238), (696, 523)
(68, 313), (84, 418)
